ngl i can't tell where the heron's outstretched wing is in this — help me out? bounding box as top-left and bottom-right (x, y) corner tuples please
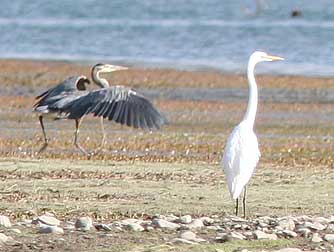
(62, 86), (167, 129)
(222, 121), (260, 199)
(33, 76), (90, 113)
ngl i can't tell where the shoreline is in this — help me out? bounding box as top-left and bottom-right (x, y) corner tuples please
(0, 58), (334, 92)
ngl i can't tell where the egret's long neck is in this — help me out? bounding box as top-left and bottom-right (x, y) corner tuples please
(92, 69), (110, 88)
(242, 60), (258, 127)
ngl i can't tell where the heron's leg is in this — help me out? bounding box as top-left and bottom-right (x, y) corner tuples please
(235, 198), (239, 216)
(37, 115), (48, 153)
(242, 186), (247, 218)
(99, 117), (106, 149)
(74, 119), (89, 156)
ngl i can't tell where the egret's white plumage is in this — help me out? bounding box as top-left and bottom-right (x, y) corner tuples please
(221, 51), (284, 214)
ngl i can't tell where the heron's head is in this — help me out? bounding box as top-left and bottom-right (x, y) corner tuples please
(93, 63), (128, 74)
(251, 51), (284, 64)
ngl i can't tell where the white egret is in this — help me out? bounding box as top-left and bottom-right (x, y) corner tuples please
(221, 51), (284, 217)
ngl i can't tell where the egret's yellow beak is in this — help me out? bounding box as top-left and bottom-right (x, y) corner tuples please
(264, 55), (284, 61)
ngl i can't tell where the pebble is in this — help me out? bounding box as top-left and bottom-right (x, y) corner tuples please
(230, 231), (246, 240)
(254, 230), (277, 240)
(170, 238), (198, 245)
(0, 233), (12, 244)
(200, 217), (215, 225)
(304, 221), (326, 231)
(0, 215), (11, 228)
(323, 234), (334, 243)
(125, 223), (144, 232)
(278, 218), (295, 231)
(75, 217), (93, 231)
(152, 218), (180, 230)
(37, 215), (61, 226)
(187, 219), (204, 229)
(94, 224), (112, 232)
(295, 227), (311, 237)
(10, 228), (21, 234)
(177, 215), (192, 224)
(180, 230), (206, 242)
(215, 233), (230, 243)
(39, 225), (64, 234)
(311, 233), (323, 243)
(282, 230), (298, 238)
(313, 217), (329, 224)
(276, 249), (302, 252)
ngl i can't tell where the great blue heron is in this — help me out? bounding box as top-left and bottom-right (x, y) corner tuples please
(34, 64), (167, 155)
(221, 51), (283, 217)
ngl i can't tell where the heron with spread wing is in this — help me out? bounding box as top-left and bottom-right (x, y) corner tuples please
(34, 64), (167, 155)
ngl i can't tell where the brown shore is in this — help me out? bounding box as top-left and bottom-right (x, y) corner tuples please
(1, 58), (334, 93)
(0, 59), (333, 251)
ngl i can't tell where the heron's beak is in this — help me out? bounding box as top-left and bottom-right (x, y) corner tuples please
(105, 65), (128, 72)
(264, 55), (284, 61)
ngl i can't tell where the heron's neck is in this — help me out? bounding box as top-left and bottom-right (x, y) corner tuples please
(242, 60), (258, 127)
(92, 70), (110, 88)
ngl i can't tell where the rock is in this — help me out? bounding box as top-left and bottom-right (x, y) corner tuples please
(324, 234), (334, 243)
(125, 223), (144, 232)
(311, 233), (323, 243)
(187, 219), (204, 229)
(304, 221), (326, 231)
(180, 231), (206, 242)
(215, 233), (230, 243)
(282, 230), (298, 238)
(152, 218), (180, 230)
(94, 224), (112, 232)
(10, 228), (21, 234)
(0, 216), (11, 228)
(254, 230), (277, 240)
(0, 233), (12, 244)
(278, 218), (295, 231)
(200, 217), (215, 225)
(165, 214), (178, 222)
(177, 215), (192, 224)
(170, 238), (198, 245)
(313, 217), (329, 224)
(38, 225), (64, 234)
(276, 248), (302, 252)
(120, 218), (143, 225)
(230, 231), (246, 240)
(295, 227), (311, 237)
(37, 215), (61, 226)
(75, 217), (93, 231)
(327, 224), (334, 231)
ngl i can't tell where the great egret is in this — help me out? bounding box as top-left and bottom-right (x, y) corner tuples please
(221, 51), (284, 217)
(34, 64), (167, 155)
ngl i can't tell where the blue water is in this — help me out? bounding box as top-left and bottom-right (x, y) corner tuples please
(0, 0), (334, 76)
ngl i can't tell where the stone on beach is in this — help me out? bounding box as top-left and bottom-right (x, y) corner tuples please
(152, 218), (180, 230)
(179, 230), (206, 242)
(38, 225), (64, 234)
(0, 215), (12, 228)
(254, 230), (277, 240)
(177, 215), (192, 224)
(75, 217), (93, 231)
(324, 234), (334, 243)
(37, 215), (61, 226)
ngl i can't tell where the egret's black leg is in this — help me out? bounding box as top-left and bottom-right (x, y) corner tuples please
(74, 118), (89, 156)
(242, 186), (247, 218)
(37, 115), (48, 153)
(235, 198), (239, 216)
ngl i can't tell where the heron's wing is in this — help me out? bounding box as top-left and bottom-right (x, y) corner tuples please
(62, 86), (167, 130)
(222, 122), (260, 199)
(34, 75), (90, 112)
